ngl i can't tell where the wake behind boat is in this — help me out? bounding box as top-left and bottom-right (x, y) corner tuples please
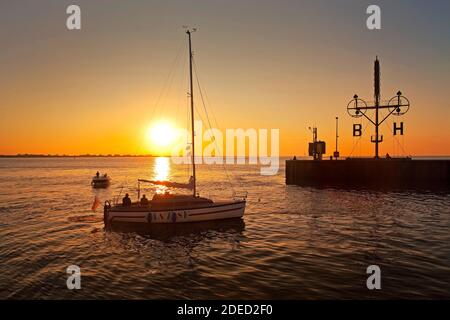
(103, 28), (247, 226)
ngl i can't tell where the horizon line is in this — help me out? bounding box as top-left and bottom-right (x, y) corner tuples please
(1, 154), (450, 159)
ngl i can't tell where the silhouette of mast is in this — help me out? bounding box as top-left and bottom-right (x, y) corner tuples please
(186, 28), (196, 196)
(335, 116), (339, 159)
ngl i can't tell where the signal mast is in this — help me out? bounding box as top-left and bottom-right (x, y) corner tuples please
(346, 57), (410, 158)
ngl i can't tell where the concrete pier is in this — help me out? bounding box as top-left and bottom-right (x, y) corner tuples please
(286, 159), (450, 188)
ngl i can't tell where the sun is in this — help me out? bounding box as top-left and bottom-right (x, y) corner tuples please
(146, 121), (178, 153)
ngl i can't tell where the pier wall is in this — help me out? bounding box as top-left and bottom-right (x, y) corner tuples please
(286, 159), (450, 187)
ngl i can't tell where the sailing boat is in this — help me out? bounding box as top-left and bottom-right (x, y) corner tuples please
(103, 29), (247, 226)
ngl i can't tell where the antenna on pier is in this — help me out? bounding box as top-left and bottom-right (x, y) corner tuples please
(334, 117), (339, 159)
(346, 57), (410, 158)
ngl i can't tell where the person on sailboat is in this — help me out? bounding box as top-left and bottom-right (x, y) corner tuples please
(140, 194), (149, 206)
(188, 175), (195, 188)
(122, 193), (132, 206)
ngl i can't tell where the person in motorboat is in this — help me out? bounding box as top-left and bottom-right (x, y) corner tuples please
(122, 193), (132, 206)
(96, 171), (100, 178)
(140, 194), (149, 206)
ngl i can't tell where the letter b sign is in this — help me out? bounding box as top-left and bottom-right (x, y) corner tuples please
(353, 124), (362, 137)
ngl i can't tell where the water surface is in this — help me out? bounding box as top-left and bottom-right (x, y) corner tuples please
(0, 157), (449, 299)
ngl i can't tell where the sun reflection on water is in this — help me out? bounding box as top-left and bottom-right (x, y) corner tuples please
(153, 157), (169, 194)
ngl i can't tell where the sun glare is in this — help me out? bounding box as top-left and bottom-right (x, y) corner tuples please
(146, 121), (178, 154)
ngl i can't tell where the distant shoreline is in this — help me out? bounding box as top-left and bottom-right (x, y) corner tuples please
(0, 154), (449, 159)
(0, 154), (157, 158)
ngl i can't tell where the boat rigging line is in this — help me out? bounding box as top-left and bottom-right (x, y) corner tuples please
(192, 56), (245, 194)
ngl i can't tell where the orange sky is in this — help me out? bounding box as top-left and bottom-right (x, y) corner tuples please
(1, 1), (449, 157)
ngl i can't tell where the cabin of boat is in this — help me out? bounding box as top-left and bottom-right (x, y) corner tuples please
(110, 193), (215, 212)
(149, 193), (214, 210)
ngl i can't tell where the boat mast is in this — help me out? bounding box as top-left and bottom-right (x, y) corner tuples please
(187, 29), (197, 196)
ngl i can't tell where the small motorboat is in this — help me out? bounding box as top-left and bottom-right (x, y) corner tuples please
(91, 172), (110, 188)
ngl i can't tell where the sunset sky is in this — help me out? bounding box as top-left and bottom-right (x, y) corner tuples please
(1, 0), (449, 156)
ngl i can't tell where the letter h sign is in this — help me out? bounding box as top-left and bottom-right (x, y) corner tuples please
(393, 122), (404, 136)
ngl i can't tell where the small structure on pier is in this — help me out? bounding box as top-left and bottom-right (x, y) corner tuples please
(308, 127), (326, 160)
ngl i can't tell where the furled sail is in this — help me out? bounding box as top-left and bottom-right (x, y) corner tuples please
(138, 176), (194, 190)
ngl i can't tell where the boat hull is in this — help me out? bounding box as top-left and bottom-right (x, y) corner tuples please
(92, 177), (110, 188)
(105, 200), (246, 225)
